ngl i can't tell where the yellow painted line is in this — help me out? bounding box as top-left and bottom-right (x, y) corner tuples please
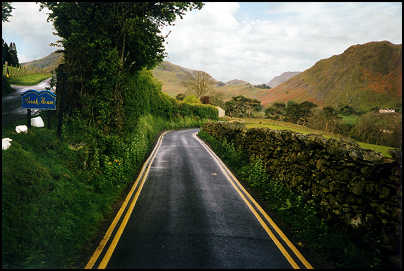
(193, 133), (300, 269)
(194, 132), (313, 269)
(85, 131), (167, 269)
(97, 131), (167, 269)
(220, 157), (314, 269)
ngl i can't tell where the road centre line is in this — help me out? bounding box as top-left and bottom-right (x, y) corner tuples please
(193, 132), (313, 269)
(85, 131), (167, 269)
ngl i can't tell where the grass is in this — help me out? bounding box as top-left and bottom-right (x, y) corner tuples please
(227, 117), (396, 158)
(3, 65), (51, 86)
(2, 113), (211, 268)
(7, 73), (51, 86)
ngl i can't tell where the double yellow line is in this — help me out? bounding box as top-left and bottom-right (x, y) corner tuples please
(85, 131), (168, 269)
(193, 132), (313, 269)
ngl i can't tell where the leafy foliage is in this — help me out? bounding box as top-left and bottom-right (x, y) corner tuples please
(265, 100), (317, 125)
(183, 94), (201, 104)
(39, 2), (203, 132)
(225, 95), (262, 117)
(2, 2), (13, 22)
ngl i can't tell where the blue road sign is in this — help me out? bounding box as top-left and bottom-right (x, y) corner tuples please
(21, 89), (56, 110)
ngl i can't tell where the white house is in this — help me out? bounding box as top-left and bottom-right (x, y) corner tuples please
(379, 109), (395, 113)
(216, 106), (225, 118)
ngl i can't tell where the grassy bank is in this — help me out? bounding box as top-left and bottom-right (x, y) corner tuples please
(2, 114), (211, 268)
(197, 130), (387, 269)
(229, 117), (397, 158)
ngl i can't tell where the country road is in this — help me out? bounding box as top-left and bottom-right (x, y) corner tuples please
(2, 78), (51, 127)
(86, 128), (312, 269)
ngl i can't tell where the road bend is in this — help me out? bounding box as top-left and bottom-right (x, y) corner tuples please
(87, 128), (313, 269)
(2, 78), (51, 126)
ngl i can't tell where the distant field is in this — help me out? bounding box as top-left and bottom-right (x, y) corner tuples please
(3, 65), (51, 85)
(8, 73), (51, 85)
(225, 117), (396, 158)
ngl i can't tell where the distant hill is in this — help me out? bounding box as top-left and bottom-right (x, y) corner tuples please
(261, 41), (402, 111)
(21, 51), (64, 72)
(152, 61), (268, 101)
(226, 79), (249, 86)
(267, 72), (300, 88)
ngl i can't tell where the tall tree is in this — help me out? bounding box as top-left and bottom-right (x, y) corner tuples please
(8, 42), (19, 67)
(183, 71), (216, 98)
(39, 2), (203, 132)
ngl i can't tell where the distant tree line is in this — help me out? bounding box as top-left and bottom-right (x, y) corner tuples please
(254, 83), (271, 89)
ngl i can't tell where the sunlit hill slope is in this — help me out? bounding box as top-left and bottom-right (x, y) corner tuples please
(261, 41), (402, 111)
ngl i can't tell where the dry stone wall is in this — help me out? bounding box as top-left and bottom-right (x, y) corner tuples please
(202, 122), (402, 253)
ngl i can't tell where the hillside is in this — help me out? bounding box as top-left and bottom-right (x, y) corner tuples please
(152, 61), (268, 101)
(261, 41), (402, 111)
(267, 72), (300, 88)
(21, 51), (64, 72)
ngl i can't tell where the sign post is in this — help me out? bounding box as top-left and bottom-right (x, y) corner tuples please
(21, 89), (56, 131)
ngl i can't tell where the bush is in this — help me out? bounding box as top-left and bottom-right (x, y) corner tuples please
(183, 95), (201, 104)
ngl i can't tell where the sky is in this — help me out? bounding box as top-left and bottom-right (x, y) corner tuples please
(2, 2), (402, 85)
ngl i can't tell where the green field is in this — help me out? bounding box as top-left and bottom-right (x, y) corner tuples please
(226, 117), (396, 158)
(3, 65), (51, 86)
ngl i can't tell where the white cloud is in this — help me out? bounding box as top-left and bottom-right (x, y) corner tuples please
(1, 2), (402, 84)
(2, 2), (59, 63)
(163, 2), (402, 84)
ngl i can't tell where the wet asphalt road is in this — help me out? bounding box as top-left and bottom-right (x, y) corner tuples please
(105, 129), (294, 269)
(2, 78), (51, 127)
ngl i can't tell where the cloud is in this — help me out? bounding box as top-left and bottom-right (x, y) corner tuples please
(163, 2), (402, 84)
(2, 2), (59, 63)
(1, 2), (402, 84)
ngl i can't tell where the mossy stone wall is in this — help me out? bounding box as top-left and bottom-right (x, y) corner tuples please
(202, 122), (401, 253)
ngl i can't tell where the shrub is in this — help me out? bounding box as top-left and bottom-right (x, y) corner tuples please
(183, 95), (201, 104)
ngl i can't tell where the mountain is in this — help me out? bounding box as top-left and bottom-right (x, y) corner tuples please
(267, 72), (300, 88)
(152, 61), (268, 101)
(261, 41), (402, 111)
(21, 51), (64, 72)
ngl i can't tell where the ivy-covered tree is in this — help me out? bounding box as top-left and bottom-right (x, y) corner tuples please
(39, 2), (203, 133)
